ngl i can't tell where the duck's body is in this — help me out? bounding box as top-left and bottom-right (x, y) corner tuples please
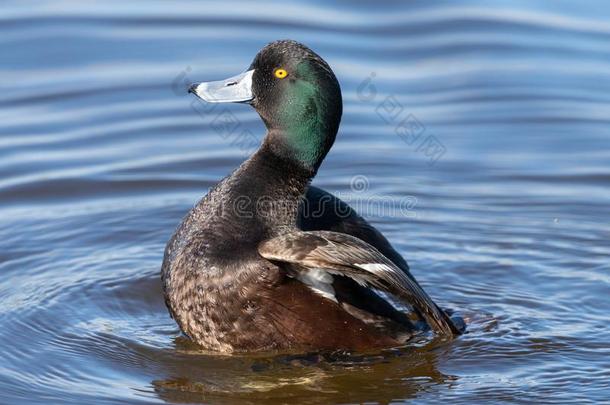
(162, 142), (416, 352)
(161, 40), (461, 353)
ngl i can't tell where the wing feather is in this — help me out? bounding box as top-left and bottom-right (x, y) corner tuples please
(259, 231), (461, 337)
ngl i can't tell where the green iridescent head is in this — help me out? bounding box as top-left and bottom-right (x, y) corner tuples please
(190, 40), (342, 170)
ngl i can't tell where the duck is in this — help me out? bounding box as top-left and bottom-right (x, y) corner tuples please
(161, 40), (462, 353)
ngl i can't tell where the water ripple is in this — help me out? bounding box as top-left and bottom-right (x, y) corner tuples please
(1, 0), (609, 403)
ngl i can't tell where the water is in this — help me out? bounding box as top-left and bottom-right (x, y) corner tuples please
(1, 0), (609, 403)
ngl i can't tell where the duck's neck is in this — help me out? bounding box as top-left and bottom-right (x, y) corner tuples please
(234, 139), (316, 233)
(261, 135), (317, 186)
(264, 126), (334, 172)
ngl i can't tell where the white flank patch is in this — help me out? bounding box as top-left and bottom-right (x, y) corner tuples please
(297, 268), (337, 302)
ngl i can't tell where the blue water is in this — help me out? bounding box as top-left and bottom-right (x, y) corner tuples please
(1, 1), (609, 403)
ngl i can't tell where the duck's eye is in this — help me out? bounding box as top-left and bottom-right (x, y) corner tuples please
(274, 68), (288, 79)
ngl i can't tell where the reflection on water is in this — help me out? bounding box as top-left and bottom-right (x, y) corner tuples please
(150, 335), (466, 403)
(1, 0), (609, 403)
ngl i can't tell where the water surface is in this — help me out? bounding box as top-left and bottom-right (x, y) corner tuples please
(1, 0), (609, 403)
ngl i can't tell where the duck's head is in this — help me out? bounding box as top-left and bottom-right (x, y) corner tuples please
(189, 40), (342, 171)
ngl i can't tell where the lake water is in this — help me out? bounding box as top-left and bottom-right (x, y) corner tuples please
(1, 0), (609, 403)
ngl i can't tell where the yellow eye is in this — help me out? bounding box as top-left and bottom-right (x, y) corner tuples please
(274, 68), (288, 79)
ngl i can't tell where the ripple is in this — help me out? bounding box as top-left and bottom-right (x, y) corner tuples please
(1, 0), (610, 403)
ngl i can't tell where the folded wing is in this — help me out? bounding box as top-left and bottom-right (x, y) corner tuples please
(258, 230), (461, 337)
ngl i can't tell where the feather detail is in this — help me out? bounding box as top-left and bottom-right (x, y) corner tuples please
(259, 230), (461, 337)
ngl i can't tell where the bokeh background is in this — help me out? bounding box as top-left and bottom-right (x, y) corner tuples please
(1, 1), (609, 403)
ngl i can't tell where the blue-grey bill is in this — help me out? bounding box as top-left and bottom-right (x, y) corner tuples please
(189, 69), (254, 103)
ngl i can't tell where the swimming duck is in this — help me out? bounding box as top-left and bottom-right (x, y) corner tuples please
(161, 40), (461, 353)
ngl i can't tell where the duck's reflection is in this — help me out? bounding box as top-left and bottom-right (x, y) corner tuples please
(151, 336), (457, 404)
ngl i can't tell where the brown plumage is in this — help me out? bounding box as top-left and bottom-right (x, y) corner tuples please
(161, 40), (462, 353)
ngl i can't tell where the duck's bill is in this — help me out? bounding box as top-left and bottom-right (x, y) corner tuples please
(188, 69), (254, 103)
